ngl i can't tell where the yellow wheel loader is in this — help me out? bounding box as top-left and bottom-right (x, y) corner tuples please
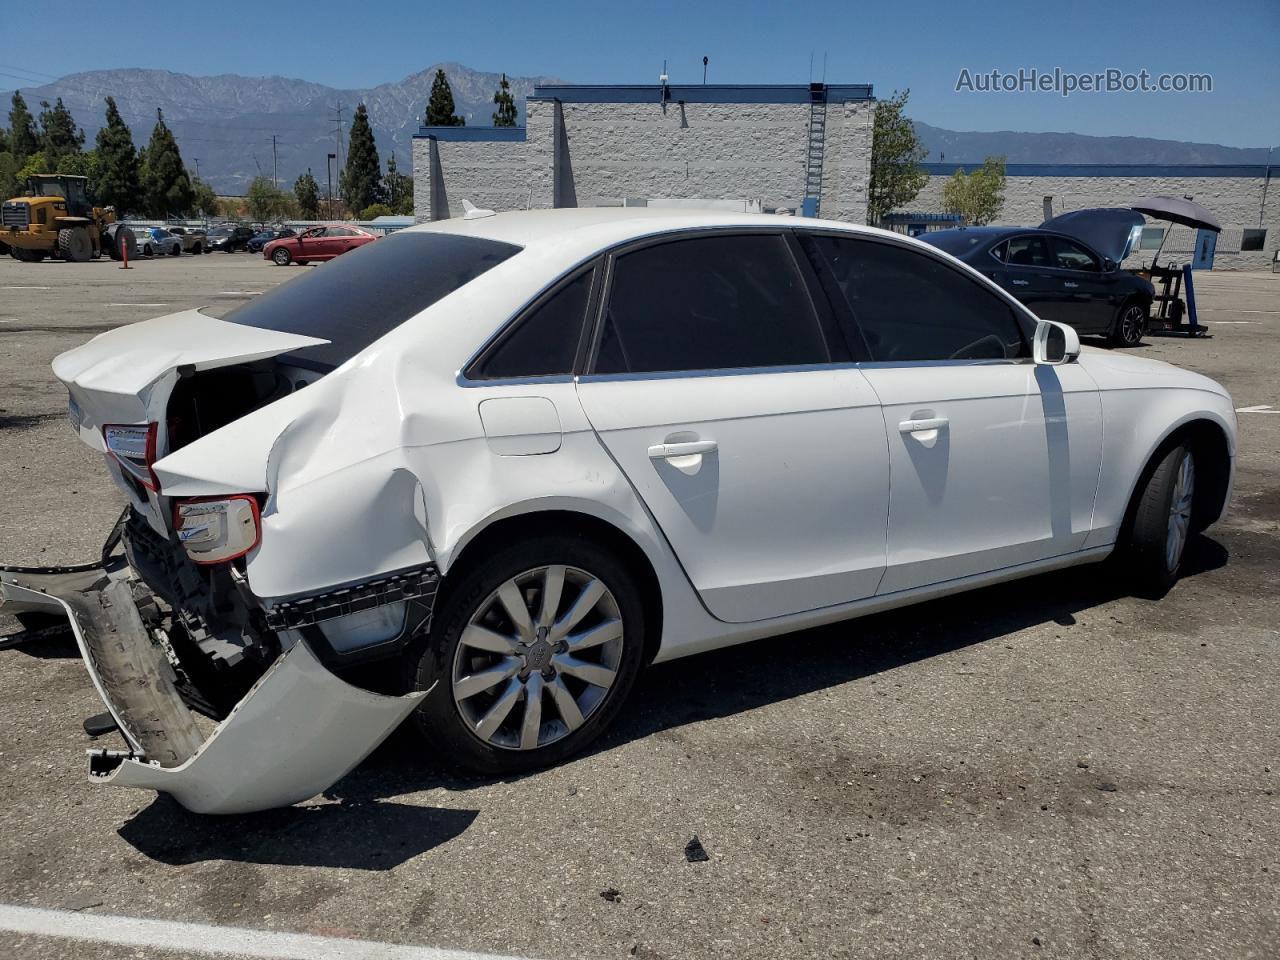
(2, 174), (136, 262)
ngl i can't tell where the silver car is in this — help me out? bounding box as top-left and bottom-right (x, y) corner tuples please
(140, 227), (183, 257)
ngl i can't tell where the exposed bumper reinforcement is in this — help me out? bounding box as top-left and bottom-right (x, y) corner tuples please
(1, 560), (426, 814)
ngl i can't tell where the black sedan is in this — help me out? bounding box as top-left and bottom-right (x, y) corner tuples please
(247, 228), (295, 253)
(206, 225), (257, 253)
(924, 212), (1155, 346)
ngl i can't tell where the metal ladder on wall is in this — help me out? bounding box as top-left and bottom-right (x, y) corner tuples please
(802, 84), (827, 217)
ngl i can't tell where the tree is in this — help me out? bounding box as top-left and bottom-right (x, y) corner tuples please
(140, 109), (195, 217)
(341, 103), (383, 215)
(246, 175), (290, 221)
(8, 92), (39, 161)
(191, 177), (220, 218)
(426, 69), (465, 126)
(37, 98), (84, 169)
(294, 169), (320, 219)
(94, 96), (142, 214)
(0, 151), (23, 202)
(866, 89), (928, 225)
(492, 73), (517, 127)
(382, 152), (413, 215)
(359, 202), (393, 220)
(942, 156), (1007, 226)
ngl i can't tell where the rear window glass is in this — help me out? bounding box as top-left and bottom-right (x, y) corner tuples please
(223, 232), (521, 369)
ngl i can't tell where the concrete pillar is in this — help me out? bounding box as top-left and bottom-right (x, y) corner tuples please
(552, 101), (577, 208)
(429, 138), (449, 221)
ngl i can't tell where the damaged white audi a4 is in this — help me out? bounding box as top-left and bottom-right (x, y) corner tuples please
(1, 208), (1235, 814)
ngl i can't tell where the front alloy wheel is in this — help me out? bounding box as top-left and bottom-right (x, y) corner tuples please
(1113, 302), (1147, 347)
(411, 536), (645, 773)
(1125, 442), (1197, 596)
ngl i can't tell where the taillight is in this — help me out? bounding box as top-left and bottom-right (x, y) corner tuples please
(173, 496), (261, 565)
(102, 423), (159, 491)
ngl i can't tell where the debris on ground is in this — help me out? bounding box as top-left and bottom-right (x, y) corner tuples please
(600, 888), (622, 903)
(1097, 782), (1118, 792)
(684, 836), (710, 862)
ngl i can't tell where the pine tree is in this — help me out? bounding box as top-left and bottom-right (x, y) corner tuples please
(340, 103), (383, 215)
(94, 96), (142, 213)
(8, 92), (39, 160)
(492, 73), (517, 127)
(141, 109), (194, 217)
(294, 169), (320, 219)
(426, 69), (465, 126)
(382, 152), (414, 215)
(37, 98), (85, 169)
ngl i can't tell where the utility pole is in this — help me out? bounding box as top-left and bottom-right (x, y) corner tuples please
(326, 153), (336, 219)
(271, 135), (278, 190)
(331, 103), (345, 194)
(193, 157), (200, 181)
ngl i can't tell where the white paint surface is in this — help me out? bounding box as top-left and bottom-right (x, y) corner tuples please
(0, 903), (535, 960)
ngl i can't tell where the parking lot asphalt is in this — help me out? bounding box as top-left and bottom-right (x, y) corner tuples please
(0, 253), (1276, 960)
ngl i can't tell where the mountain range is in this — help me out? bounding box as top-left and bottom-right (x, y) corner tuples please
(2, 67), (1271, 193)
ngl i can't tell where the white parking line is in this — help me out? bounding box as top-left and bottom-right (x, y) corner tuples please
(1209, 321), (1260, 324)
(1236, 405), (1279, 414)
(0, 904), (536, 960)
(218, 290), (263, 295)
(105, 303), (169, 307)
(0, 285), (52, 290)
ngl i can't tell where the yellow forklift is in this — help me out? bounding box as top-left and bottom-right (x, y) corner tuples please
(2, 174), (135, 262)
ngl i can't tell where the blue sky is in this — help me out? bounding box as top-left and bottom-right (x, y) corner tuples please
(1, 0), (1277, 147)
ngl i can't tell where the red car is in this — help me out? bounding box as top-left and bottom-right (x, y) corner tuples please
(264, 224), (376, 265)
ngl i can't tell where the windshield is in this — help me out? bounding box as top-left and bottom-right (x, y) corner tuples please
(223, 231), (521, 369)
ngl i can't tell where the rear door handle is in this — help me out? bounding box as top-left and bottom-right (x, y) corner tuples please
(648, 439), (718, 460)
(1063, 281), (1079, 288)
(899, 417), (948, 434)
(1010, 279), (1029, 286)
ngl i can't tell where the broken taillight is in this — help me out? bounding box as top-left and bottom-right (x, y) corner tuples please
(173, 495), (261, 565)
(102, 423), (159, 491)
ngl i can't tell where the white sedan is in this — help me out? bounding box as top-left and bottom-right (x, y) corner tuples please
(0, 208), (1235, 813)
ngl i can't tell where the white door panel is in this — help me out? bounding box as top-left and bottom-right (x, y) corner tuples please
(862, 361), (1102, 593)
(577, 368), (889, 623)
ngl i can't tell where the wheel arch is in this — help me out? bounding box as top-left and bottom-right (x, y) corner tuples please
(1117, 414), (1233, 545)
(441, 507), (665, 666)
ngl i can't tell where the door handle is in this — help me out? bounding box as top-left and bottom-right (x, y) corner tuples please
(1063, 281), (1079, 288)
(899, 417), (948, 434)
(1010, 279), (1029, 286)
(648, 439), (718, 460)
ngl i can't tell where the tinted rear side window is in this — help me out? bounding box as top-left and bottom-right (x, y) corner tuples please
(593, 234), (828, 375)
(225, 232), (521, 369)
(472, 268), (595, 379)
(805, 235), (1028, 362)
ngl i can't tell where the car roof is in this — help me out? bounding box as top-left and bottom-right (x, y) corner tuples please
(404, 207), (895, 252)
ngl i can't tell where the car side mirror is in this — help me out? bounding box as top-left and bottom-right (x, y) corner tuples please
(1033, 319), (1080, 365)
(1103, 257), (1118, 272)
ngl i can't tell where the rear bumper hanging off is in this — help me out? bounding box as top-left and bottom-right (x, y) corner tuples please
(0, 558), (426, 815)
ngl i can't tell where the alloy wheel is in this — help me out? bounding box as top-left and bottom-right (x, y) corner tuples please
(452, 565), (624, 751)
(1121, 304), (1146, 345)
(1165, 451), (1195, 571)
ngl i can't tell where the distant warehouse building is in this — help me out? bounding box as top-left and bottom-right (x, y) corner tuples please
(413, 82), (876, 223)
(905, 163), (1278, 271)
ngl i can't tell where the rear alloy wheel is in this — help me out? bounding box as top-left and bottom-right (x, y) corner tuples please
(1111, 301), (1148, 347)
(411, 537), (645, 774)
(1125, 443), (1196, 596)
(272, 247), (291, 266)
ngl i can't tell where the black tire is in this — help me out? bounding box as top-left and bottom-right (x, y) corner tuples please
(1110, 299), (1148, 348)
(56, 228), (93, 262)
(272, 247), (291, 266)
(408, 534), (646, 775)
(1123, 443), (1196, 596)
(192, 242), (203, 255)
(169, 243), (181, 256)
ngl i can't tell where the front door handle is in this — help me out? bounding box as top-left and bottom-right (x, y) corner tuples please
(1010, 279), (1029, 286)
(648, 439), (718, 460)
(899, 417), (948, 434)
